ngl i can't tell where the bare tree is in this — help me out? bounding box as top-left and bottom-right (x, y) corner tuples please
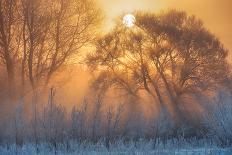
(105, 103), (124, 149)
(0, 0), (101, 102)
(204, 93), (232, 147)
(42, 88), (67, 153)
(13, 99), (25, 147)
(0, 0), (20, 98)
(20, 0), (52, 91)
(46, 0), (101, 84)
(71, 98), (88, 142)
(91, 95), (103, 142)
(86, 10), (229, 125)
(136, 10), (228, 98)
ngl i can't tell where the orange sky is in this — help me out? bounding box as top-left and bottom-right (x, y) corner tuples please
(60, 0), (232, 110)
(98, 0), (232, 59)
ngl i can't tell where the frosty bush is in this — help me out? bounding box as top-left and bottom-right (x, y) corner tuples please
(204, 92), (232, 146)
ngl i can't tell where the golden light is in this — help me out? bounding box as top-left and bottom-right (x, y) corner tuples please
(123, 14), (136, 27)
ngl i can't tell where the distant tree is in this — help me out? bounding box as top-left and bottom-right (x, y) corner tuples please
(13, 99), (25, 147)
(70, 98), (88, 141)
(105, 103), (124, 149)
(87, 10), (229, 125)
(91, 95), (103, 142)
(204, 93), (232, 147)
(42, 88), (67, 153)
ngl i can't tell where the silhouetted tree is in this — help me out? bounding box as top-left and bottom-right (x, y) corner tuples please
(21, 0), (101, 91)
(0, 0), (20, 98)
(0, 0), (101, 101)
(87, 10), (229, 125)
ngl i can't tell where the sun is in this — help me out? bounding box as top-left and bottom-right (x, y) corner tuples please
(123, 14), (136, 27)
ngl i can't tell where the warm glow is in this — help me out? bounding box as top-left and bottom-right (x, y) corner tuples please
(98, 0), (232, 56)
(123, 14), (136, 27)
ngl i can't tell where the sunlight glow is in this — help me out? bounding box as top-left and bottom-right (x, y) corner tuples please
(123, 14), (136, 27)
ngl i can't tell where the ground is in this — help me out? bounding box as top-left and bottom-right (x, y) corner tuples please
(0, 140), (231, 155)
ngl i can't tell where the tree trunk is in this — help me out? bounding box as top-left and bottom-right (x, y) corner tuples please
(0, 0), (17, 100)
(21, 20), (27, 97)
(6, 59), (15, 99)
(155, 60), (185, 126)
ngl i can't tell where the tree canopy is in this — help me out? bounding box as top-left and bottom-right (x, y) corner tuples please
(87, 10), (229, 123)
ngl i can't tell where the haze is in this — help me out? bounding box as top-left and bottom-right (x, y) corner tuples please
(62, 0), (232, 109)
(98, 0), (232, 59)
(0, 0), (232, 153)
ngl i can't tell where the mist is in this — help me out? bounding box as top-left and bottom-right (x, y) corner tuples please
(0, 0), (231, 154)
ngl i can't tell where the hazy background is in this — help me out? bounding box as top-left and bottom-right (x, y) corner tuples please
(98, 0), (232, 59)
(60, 0), (232, 109)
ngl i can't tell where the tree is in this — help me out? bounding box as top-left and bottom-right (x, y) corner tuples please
(87, 10), (229, 125)
(70, 98), (88, 141)
(0, 0), (102, 102)
(42, 88), (67, 153)
(0, 0), (20, 98)
(21, 0), (52, 91)
(136, 10), (228, 97)
(21, 0), (101, 91)
(204, 93), (232, 147)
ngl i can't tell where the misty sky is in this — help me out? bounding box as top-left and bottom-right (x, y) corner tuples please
(98, 0), (232, 60)
(62, 0), (232, 107)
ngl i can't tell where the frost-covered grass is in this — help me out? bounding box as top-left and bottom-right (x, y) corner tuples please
(0, 139), (231, 155)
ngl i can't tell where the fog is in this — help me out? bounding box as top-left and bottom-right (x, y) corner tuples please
(0, 0), (231, 153)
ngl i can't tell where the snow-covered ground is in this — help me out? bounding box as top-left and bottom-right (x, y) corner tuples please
(0, 140), (231, 155)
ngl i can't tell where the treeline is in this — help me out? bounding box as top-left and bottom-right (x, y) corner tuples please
(3, 88), (232, 152)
